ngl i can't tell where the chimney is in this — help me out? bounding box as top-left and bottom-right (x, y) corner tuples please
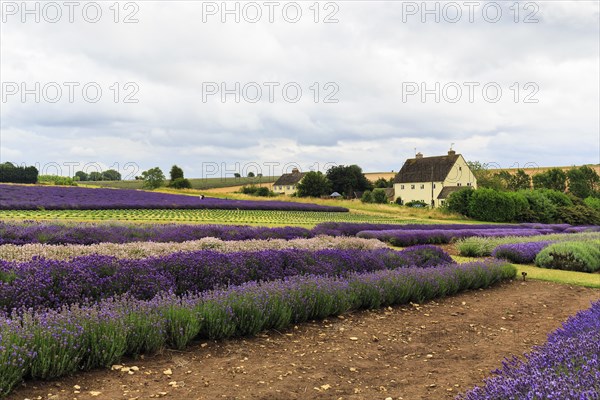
(415, 152), (424, 159)
(291, 168), (300, 174)
(448, 149), (456, 156)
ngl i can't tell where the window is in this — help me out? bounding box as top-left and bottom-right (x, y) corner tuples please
(441, 200), (445, 205)
(457, 183), (462, 187)
(400, 185), (404, 190)
(433, 184), (436, 188)
(420, 184), (425, 189)
(411, 184), (415, 189)
(459, 166), (462, 171)
(467, 182), (471, 186)
(286, 186), (291, 190)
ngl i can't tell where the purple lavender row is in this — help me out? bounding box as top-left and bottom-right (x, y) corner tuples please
(0, 221), (313, 245)
(458, 300), (600, 399)
(313, 222), (571, 237)
(491, 241), (554, 264)
(1, 260), (516, 396)
(0, 184), (348, 212)
(0, 221), (575, 246)
(0, 246), (453, 313)
(356, 228), (554, 247)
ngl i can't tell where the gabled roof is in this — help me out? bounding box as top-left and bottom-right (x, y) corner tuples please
(273, 171), (306, 186)
(437, 186), (463, 199)
(394, 154), (460, 183)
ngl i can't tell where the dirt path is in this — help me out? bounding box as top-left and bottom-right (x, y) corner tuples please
(9, 280), (598, 400)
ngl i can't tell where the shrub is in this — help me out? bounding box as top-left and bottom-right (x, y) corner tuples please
(361, 190), (373, 203)
(371, 188), (388, 204)
(468, 189), (516, 222)
(445, 187), (474, 216)
(37, 175), (77, 186)
(519, 190), (557, 223)
(405, 200), (428, 208)
(457, 237), (497, 257)
(506, 191), (530, 222)
(240, 186), (274, 197)
(556, 205), (600, 225)
(584, 196), (600, 211)
(538, 189), (573, 207)
(169, 178), (192, 189)
(535, 240), (600, 272)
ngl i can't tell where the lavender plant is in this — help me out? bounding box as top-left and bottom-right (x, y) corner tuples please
(0, 247), (454, 312)
(357, 228), (549, 247)
(0, 259), (516, 396)
(0, 221), (313, 246)
(535, 240), (600, 272)
(457, 231), (600, 257)
(0, 236), (388, 262)
(458, 300), (600, 399)
(491, 241), (554, 264)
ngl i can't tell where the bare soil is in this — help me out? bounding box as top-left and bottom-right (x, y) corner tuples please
(9, 280), (598, 400)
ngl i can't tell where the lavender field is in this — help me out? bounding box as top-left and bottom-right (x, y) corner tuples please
(0, 184), (347, 212)
(0, 215), (597, 396)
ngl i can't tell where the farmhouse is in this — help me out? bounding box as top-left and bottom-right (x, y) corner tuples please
(272, 168), (306, 195)
(393, 149), (477, 207)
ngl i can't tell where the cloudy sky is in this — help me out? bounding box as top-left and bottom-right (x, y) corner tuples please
(1, 0), (598, 179)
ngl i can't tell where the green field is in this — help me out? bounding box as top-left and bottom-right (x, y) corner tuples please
(452, 256), (600, 288)
(0, 209), (417, 226)
(79, 176), (277, 190)
(515, 265), (600, 288)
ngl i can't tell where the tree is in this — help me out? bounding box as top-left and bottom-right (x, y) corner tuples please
(361, 190), (373, 203)
(88, 171), (102, 181)
(234, 173), (241, 178)
(74, 171), (88, 182)
(102, 169), (122, 181)
(296, 171), (332, 197)
(510, 169), (532, 191)
(495, 169), (531, 191)
(567, 166), (600, 198)
(532, 168), (567, 192)
(467, 161), (505, 190)
(170, 178), (192, 189)
(326, 165), (373, 197)
(0, 163), (38, 184)
(169, 165), (184, 181)
(141, 167), (165, 189)
(247, 172), (255, 178)
(373, 178), (391, 188)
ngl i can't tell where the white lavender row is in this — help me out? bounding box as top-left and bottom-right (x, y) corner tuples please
(0, 236), (388, 262)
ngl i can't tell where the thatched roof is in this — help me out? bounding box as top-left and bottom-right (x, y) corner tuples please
(394, 153), (460, 183)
